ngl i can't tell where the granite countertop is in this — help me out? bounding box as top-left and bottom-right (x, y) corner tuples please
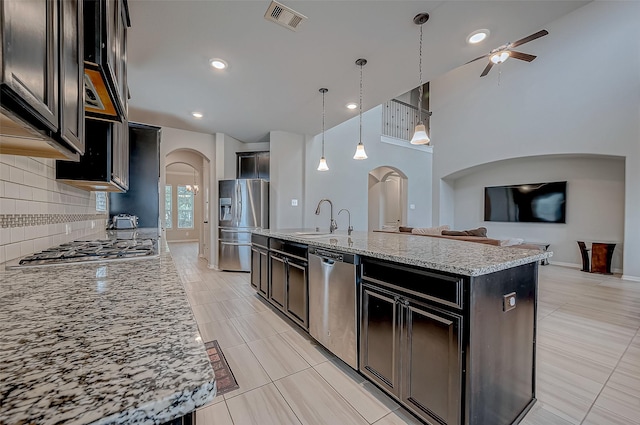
(256, 229), (551, 277)
(0, 229), (216, 424)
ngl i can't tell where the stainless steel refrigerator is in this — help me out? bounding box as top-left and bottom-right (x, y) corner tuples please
(218, 179), (269, 271)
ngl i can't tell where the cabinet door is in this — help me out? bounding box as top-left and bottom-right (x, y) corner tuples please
(269, 254), (286, 309)
(1, 0), (58, 130)
(401, 301), (462, 425)
(259, 250), (269, 296)
(360, 284), (401, 397)
(286, 261), (307, 328)
(257, 151), (269, 179)
(250, 247), (260, 290)
(111, 118), (128, 190)
(237, 153), (257, 179)
(58, 0), (84, 153)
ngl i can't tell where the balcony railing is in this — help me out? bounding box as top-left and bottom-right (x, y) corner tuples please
(381, 99), (430, 141)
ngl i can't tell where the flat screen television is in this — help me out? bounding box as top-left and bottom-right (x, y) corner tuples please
(484, 181), (567, 223)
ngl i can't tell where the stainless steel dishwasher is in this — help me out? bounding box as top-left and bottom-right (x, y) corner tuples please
(309, 246), (360, 369)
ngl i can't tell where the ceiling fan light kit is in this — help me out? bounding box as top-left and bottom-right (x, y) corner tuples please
(466, 29), (549, 77)
(410, 12), (431, 145)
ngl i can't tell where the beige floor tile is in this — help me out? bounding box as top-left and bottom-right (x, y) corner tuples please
(582, 405), (640, 425)
(592, 384), (640, 424)
(372, 409), (425, 425)
(191, 302), (230, 324)
(219, 297), (263, 318)
(520, 403), (576, 425)
(314, 359), (399, 423)
(244, 293), (270, 312)
(210, 287), (243, 301)
(195, 401), (234, 425)
(257, 308), (295, 333)
(279, 328), (335, 366)
(230, 281), (257, 297)
(275, 368), (369, 425)
(221, 344), (271, 399)
(198, 319), (245, 349)
(248, 333), (310, 380)
(226, 383), (302, 425)
(186, 290), (222, 307)
(230, 313), (279, 342)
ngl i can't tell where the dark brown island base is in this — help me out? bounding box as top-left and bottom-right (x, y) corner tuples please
(251, 230), (550, 425)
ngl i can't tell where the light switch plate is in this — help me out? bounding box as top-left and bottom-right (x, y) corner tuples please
(503, 292), (516, 312)
(410, 204), (416, 210)
(291, 199), (298, 206)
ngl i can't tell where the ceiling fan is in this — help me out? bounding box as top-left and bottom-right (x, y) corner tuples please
(466, 29), (549, 77)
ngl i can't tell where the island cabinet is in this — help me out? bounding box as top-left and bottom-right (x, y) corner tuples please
(250, 234), (269, 297)
(0, 0), (84, 160)
(266, 238), (308, 329)
(360, 257), (537, 425)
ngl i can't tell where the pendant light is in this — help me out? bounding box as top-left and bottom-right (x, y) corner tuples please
(186, 167), (199, 195)
(317, 88), (329, 171)
(410, 13), (431, 145)
(353, 58), (368, 160)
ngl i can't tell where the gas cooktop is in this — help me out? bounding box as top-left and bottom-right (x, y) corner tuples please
(11, 238), (158, 268)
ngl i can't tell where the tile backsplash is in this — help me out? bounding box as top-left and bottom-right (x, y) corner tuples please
(0, 154), (108, 264)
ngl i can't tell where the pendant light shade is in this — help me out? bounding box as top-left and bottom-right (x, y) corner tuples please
(411, 13), (431, 146)
(317, 156), (329, 171)
(353, 58), (368, 160)
(317, 88), (329, 171)
(353, 142), (367, 160)
(410, 124), (430, 145)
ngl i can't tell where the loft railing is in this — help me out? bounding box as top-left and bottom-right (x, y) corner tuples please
(381, 99), (430, 141)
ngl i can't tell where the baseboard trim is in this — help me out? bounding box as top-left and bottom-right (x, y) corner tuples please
(548, 261), (581, 269)
(622, 274), (640, 282)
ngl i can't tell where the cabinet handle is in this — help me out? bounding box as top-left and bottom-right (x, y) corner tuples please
(394, 296), (400, 303)
(403, 300), (410, 307)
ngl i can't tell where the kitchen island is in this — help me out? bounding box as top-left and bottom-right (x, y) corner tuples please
(0, 230), (215, 424)
(252, 229), (550, 425)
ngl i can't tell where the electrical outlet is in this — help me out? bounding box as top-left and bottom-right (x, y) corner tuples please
(410, 204), (416, 210)
(291, 199), (298, 206)
(503, 292), (516, 312)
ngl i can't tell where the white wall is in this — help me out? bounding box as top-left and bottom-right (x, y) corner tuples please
(269, 131), (306, 229)
(0, 154), (107, 264)
(430, 1), (640, 278)
(304, 106), (432, 232)
(453, 156), (625, 270)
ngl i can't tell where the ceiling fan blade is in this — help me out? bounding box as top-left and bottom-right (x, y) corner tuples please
(509, 51), (537, 62)
(465, 54), (489, 65)
(510, 29), (549, 48)
(480, 62), (493, 77)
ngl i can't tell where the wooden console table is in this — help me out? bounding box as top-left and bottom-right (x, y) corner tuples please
(577, 241), (616, 274)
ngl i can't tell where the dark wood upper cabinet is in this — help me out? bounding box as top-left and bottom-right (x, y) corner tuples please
(237, 151), (270, 180)
(58, 0), (85, 153)
(83, 0), (129, 121)
(0, 0), (82, 160)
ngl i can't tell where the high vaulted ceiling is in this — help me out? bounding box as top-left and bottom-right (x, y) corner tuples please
(127, 0), (590, 143)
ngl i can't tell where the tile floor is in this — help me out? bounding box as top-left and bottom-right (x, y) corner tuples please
(169, 242), (640, 425)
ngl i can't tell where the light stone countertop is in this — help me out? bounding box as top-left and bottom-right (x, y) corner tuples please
(255, 229), (551, 277)
(0, 229), (216, 424)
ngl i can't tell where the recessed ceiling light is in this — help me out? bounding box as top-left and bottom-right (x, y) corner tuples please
(192, 112), (203, 118)
(346, 103), (357, 110)
(467, 29), (490, 44)
(210, 58), (228, 70)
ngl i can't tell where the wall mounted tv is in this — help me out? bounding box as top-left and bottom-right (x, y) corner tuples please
(484, 181), (567, 223)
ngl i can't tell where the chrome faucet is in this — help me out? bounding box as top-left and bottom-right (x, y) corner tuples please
(315, 199), (338, 233)
(338, 208), (353, 235)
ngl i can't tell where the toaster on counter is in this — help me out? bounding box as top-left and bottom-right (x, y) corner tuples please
(112, 214), (138, 229)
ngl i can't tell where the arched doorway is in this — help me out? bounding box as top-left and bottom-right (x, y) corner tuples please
(165, 149), (210, 261)
(368, 166), (408, 231)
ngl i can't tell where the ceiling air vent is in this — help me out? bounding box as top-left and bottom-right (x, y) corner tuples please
(264, 1), (307, 31)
